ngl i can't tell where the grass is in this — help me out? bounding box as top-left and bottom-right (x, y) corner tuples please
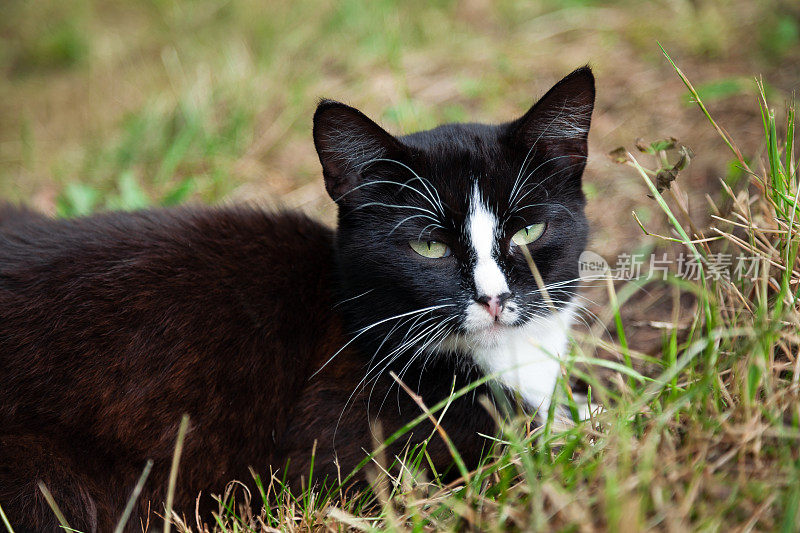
(2, 0), (800, 531)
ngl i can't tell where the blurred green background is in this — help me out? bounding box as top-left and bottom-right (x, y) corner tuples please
(0, 0), (798, 257)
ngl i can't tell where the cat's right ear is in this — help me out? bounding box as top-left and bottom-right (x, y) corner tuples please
(313, 100), (405, 203)
(506, 67), (595, 170)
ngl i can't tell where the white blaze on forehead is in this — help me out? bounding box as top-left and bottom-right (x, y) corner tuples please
(468, 183), (509, 297)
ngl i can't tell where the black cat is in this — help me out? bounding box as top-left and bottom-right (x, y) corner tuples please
(0, 67), (594, 531)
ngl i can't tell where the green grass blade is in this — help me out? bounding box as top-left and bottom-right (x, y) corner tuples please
(163, 414), (190, 533)
(113, 459), (154, 533)
(37, 482), (72, 532)
(0, 501), (16, 533)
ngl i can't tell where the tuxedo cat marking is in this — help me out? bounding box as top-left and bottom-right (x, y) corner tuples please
(0, 67), (594, 531)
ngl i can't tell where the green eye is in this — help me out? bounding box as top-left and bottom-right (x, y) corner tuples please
(409, 240), (451, 259)
(511, 223), (546, 246)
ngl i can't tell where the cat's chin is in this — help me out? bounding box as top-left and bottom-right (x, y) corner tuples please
(469, 323), (518, 347)
(436, 323), (521, 354)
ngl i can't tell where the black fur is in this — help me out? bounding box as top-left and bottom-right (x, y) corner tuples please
(0, 67), (594, 531)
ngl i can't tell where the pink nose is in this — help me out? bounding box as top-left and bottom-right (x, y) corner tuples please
(476, 292), (512, 320)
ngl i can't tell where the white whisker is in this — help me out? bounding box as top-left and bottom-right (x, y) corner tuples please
(313, 303), (454, 377)
(333, 288), (374, 309)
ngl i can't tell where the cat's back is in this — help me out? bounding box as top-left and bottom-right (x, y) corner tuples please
(0, 204), (335, 304)
(0, 205), (339, 434)
(0, 204), (333, 277)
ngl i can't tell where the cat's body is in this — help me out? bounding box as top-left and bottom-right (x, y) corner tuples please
(0, 67), (594, 531)
(0, 207), (496, 531)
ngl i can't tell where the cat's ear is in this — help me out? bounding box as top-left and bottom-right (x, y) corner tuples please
(508, 66), (595, 166)
(313, 100), (406, 202)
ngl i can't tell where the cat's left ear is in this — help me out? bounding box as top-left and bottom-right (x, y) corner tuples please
(313, 100), (406, 203)
(507, 66), (595, 170)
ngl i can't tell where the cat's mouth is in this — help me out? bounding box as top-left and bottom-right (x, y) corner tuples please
(435, 322), (520, 355)
(434, 307), (527, 352)
(463, 299), (522, 332)
(471, 322), (516, 345)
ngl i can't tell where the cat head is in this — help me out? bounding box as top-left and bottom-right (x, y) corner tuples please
(313, 67), (593, 360)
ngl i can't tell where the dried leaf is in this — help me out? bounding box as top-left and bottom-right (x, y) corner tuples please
(635, 138), (650, 153)
(673, 145), (695, 170)
(608, 147), (629, 164)
(647, 168), (679, 198)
